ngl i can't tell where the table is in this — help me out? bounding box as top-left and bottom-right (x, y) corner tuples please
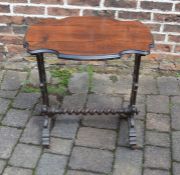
(24, 16), (153, 149)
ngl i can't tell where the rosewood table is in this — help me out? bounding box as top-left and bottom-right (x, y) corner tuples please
(23, 16), (153, 149)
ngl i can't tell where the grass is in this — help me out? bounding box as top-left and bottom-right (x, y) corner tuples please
(109, 75), (118, 83)
(21, 67), (74, 96)
(47, 85), (67, 96)
(21, 85), (40, 93)
(176, 72), (180, 78)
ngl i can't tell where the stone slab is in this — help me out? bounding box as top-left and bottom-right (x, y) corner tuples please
(0, 160), (6, 174)
(9, 143), (41, 168)
(146, 131), (170, 147)
(144, 146), (170, 169)
(3, 166), (33, 175)
(157, 76), (180, 95)
(2, 109), (30, 128)
(69, 147), (113, 174)
(1, 71), (27, 90)
(75, 127), (116, 150)
(173, 162), (180, 175)
(172, 131), (180, 161)
(45, 137), (72, 155)
(0, 98), (10, 115)
(61, 94), (87, 109)
(68, 72), (89, 93)
(20, 116), (43, 145)
(87, 94), (123, 110)
(36, 153), (68, 175)
(51, 114), (80, 139)
(82, 114), (119, 129)
(147, 95), (169, 114)
(143, 168), (170, 175)
(13, 93), (40, 109)
(113, 147), (143, 175)
(0, 127), (21, 159)
(146, 113), (170, 132)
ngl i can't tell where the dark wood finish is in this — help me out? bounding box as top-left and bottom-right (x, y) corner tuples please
(23, 16), (152, 148)
(24, 16), (153, 58)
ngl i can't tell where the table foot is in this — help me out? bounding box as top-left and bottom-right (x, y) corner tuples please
(129, 127), (137, 149)
(42, 116), (54, 148)
(128, 113), (137, 149)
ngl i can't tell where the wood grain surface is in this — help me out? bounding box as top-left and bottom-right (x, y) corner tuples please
(24, 16), (153, 57)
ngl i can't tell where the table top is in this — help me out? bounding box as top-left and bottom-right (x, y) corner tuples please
(24, 16), (154, 60)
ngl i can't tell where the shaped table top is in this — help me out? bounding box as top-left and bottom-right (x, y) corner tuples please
(24, 16), (154, 60)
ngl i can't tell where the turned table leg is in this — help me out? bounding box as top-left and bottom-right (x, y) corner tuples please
(36, 53), (54, 148)
(128, 54), (142, 149)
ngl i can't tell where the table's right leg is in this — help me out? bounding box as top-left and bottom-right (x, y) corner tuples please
(36, 53), (51, 148)
(128, 54), (142, 149)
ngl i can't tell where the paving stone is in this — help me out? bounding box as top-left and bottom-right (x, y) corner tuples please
(0, 127), (21, 159)
(171, 103), (180, 130)
(147, 95), (169, 113)
(3, 62), (30, 71)
(118, 119), (128, 146)
(66, 170), (102, 175)
(124, 94), (146, 103)
(20, 116), (43, 145)
(3, 166), (33, 175)
(82, 114), (119, 129)
(172, 96), (180, 104)
(143, 168), (170, 175)
(144, 146), (170, 169)
(69, 147), (113, 174)
(146, 113), (170, 132)
(0, 70), (5, 82)
(135, 103), (146, 120)
(136, 120), (144, 148)
(87, 94), (123, 110)
(45, 137), (72, 155)
(1, 71), (27, 90)
(61, 94), (87, 109)
(157, 76), (180, 95)
(36, 153), (68, 175)
(9, 143), (41, 168)
(138, 76), (158, 94)
(115, 75), (132, 94)
(2, 109), (30, 128)
(172, 131), (180, 161)
(51, 114), (80, 139)
(0, 90), (17, 99)
(173, 162), (180, 175)
(13, 92), (40, 109)
(75, 127), (116, 150)
(113, 147), (143, 175)
(0, 98), (10, 115)
(68, 72), (89, 93)
(0, 160), (6, 174)
(92, 73), (114, 94)
(29, 69), (51, 87)
(146, 131), (170, 147)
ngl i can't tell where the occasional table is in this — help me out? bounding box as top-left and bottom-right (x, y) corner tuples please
(24, 16), (153, 149)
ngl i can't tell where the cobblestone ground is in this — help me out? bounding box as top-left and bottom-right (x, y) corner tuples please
(0, 57), (180, 175)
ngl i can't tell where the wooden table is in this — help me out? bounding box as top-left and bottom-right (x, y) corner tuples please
(24, 16), (153, 149)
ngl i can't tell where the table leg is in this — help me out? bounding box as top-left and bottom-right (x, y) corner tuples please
(36, 53), (53, 148)
(129, 54), (142, 149)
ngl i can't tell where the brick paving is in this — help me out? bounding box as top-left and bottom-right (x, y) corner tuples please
(0, 57), (180, 175)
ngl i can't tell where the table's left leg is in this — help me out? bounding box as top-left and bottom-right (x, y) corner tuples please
(36, 53), (52, 148)
(128, 54), (142, 149)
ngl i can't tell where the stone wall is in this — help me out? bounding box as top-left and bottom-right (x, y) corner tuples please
(0, 0), (179, 59)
